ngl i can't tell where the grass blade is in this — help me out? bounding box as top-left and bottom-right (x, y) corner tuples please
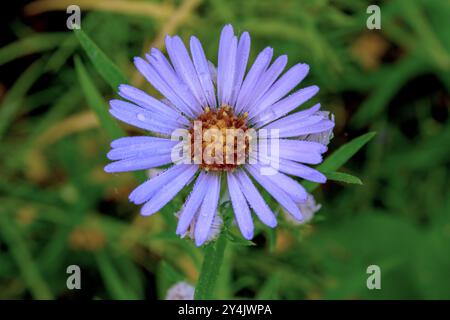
(351, 56), (424, 128)
(0, 33), (65, 66)
(320, 132), (377, 172)
(74, 29), (127, 90)
(0, 214), (53, 299)
(0, 60), (44, 141)
(325, 171), (363, 185)
(95, 250), (139, 300)
(304, 132), (376, 192)
(74, 56), (124, 139)
(25, 0), (174, 20)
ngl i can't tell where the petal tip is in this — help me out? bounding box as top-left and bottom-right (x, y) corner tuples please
(104, 163), (114, 173)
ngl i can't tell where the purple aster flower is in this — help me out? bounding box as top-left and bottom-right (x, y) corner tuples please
(105, 24), (335, 246)
(165, 282), (195, 300)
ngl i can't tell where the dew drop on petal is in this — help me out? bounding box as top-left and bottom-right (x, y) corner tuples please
(137, 113), (146, 121)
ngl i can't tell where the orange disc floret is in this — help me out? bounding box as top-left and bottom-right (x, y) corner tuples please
(189, 105), (251, 171)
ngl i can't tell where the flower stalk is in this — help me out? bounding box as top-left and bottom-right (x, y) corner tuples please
(194, 230), (228, 300)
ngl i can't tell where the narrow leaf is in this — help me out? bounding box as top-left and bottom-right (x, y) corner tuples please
(156, 261), (185, 299)
(95, 250), (139, 300)
(351, 57), (424, 128)
(0, 214), (53, 299)
(74, 28), (127, 90)
(0, 60), (44, 141)
(0, 33), (65, 66)
(225, 230), (255, 246)
(74, 56), (147, 183)
(325, 171), (363, 185)
(74, 56), (123, 139)
(304, 132), (376, 192)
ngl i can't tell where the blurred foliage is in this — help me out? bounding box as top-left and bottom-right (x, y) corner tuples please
(0, 0), (449, 300)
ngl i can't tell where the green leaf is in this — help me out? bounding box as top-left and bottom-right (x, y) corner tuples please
(0, 60), (44, 141)
(325, 171), (363, 185)
(0, 33), (66, 66)
(0, 214), (53, 299)
(156, 261), (185, 299)
(194, 232), (228, 300)
(255, 273), (281, 299)
(304, 132), (376, 192)
(95, 250), (139, 300)
(267, 227), (277, 253)
(225, 230), (256, 246)
(74, 57), (146, 183)
(320, 132), (377, 172)
(74, 28), (127, 90)
(74, 56), (124, 140)
(351, 57), (425, 128)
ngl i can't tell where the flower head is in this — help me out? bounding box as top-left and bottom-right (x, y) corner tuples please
(165, 282), (195, 300)
(105, 25), (334, 246)
(283, 193), (322, 225)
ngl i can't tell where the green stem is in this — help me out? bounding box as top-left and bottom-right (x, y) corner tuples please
(194, 232), (228, 300)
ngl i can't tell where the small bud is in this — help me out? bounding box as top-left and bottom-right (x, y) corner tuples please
(284, 194), (321, 225)
(298, 111), (334, 146)
(165, 282), (195, 300)
(176, 210), (223, 244)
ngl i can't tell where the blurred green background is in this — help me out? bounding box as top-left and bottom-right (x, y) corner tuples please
(0, 0), (449, 300)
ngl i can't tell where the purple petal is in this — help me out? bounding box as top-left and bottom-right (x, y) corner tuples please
(110, 99), (185, 131)
(234, 170), (277, 228)
(107, 139), (178, 161)
(227, 172), (254, 240)
(276, 139), (327, 164)
(111, 136), (170, 148)
(208, 61), (217, 85)
(278, 151), (322, 165)
(279, 139), (328, 154)
(194, 173), (221, 246)
(246, 165), (303, 220)
(249, 63), (310, 119)
(176, 171), (209, 235)
(219, 36), (237, 105)
(140, 165), (199, 216)
(263, 108), (323, 129)
(146, 48), (202, 114)
(220, 35), (238, 105)
(277, 119), (335, 138)
(250, 163), (307, 202)
(104, 153), (173, 173)
(252, 151), (326, 183)
(134, 57), (196, 118)
(118, 85), (190, 126)
(253, 86), (319, 127)
(235, 47), (274, 114)
(230, 32), (251, 106)
(246, 55), (288, 114)
(278, 159), (326, 183)
(166, 36), (208, 108)
(190, 36), (217, 109)
(129, 164), (194, 204)
(109, 101), (176, 136)
(217, 25), (235, 106)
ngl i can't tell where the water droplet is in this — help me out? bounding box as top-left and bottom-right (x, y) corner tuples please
(137, 113), (146, 121)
